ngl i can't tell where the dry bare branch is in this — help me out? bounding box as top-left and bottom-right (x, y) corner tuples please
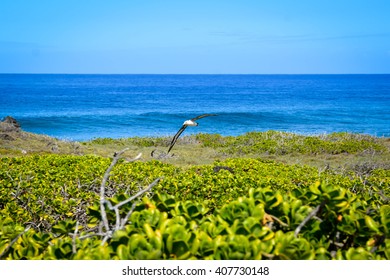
(72, 221), (79, 254)
(125, 152), (142, 162)
(294, 201), (326, 237)
(111, 177), (162, 210)
(96, 149), (164, 245)
(120, 201), (139, 229)
(267, 214), (289, 228)
(99, 148), (129, 233)
(0, 226), (31, 259)
(70, 149), (160, 246)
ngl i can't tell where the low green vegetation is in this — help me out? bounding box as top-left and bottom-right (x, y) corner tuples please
(197, 131), (386, 155)
(0, 130), (389, 259)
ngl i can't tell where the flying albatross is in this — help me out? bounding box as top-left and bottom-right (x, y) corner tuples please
(167, 114), (217, 154)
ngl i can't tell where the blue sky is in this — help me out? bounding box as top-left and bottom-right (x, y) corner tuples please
(1, 0), (389, 74)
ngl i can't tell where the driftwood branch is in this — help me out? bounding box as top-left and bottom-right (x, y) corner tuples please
(294, 201), (326, 237)
(118, 177), (162, 230)
(121, 201), (139, 229)
(68, 149), (160, 246)
(111, 177), (162, 210)
(267, 214), (289, 228)
(72, 221), (79, 254)
(96, 149), (162, 244)
(103, 177), (163, 232)
(99, 148), (130, 232)
(0, 226), (31, 259)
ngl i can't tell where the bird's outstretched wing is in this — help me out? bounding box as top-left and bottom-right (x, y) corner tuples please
(167, 125), (187, 154)
(167, 114), (217, 154)
(191, 114), (218, 121)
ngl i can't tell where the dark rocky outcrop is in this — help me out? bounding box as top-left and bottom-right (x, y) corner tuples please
(0, 133), (15, 141)
(0, 116), (21, 133)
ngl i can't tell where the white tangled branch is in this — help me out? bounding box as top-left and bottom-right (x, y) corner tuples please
(99, 148), (131, 232)
(96, 149), (162, 245)
(0, 226), (31, 259)
(294, 201), (326, 238)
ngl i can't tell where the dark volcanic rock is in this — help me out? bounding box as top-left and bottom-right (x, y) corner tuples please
(0, 116), (21, 132)
(0, 133), (15, 141)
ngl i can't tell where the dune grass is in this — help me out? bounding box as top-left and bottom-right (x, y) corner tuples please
(1, 130), (389, 176)
(1, 130), (389, 260)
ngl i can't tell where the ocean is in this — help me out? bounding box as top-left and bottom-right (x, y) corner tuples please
(0, 74), (389, 141)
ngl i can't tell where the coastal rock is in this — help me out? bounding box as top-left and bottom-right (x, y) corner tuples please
(0, 116), (21, 132)
(0, 133), (15, 141)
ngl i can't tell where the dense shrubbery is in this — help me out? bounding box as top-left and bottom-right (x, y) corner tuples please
(197, 131), (386, 155)
(88, 136), (168, 147)
(0, 151), (389, 259)
(0, 155), (176, 230)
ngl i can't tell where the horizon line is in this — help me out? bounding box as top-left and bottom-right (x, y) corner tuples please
(1, 73), (389, 75)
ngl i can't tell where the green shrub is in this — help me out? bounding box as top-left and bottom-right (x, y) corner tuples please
(0, 153), (389, 260)
(197, 131), (386, 155)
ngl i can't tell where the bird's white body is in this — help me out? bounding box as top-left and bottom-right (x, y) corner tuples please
(183, 120), (198, 126)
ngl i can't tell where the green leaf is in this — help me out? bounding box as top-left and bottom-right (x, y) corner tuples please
(116, 245), (129, 259)
(380, 205), (390, 234)
(364, 215), (380, 233)
(309, 181), (322, 195)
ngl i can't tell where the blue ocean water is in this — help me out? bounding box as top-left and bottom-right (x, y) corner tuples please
(0, 74), (389, 141)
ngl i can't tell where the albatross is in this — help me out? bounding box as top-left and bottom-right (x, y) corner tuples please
(167, 114), (217, 154)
